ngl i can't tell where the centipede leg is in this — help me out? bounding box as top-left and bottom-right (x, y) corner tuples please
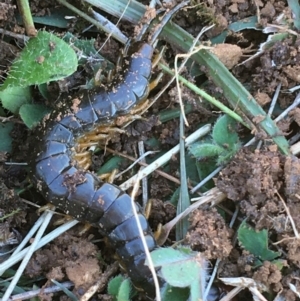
(37, 203), (56, 214)
(107, 39), (133, 82)
(53, 215), (75, 226)
(143, 199), (165, 246)
(98, 169), (118, 183)
(152, 45), (166, 67)
(107, 51), (123, 83)
(148, 71), (163, 90)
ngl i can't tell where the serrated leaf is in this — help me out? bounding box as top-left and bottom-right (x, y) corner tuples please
(117, 278), (131, 301)
(1, 31), (78, 89)
(189, 142), (224, 159)
(216, 142), (241, 165)
(19, 104), (51, 129)
(0, 86), (31, 114)
(238, 221), (281, 261)
(108, 275), (124, 296)
(0, 122), (14, 152)
(212, 114), (239, 148)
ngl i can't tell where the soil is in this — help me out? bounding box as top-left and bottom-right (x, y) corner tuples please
(1, 0), (300, 301)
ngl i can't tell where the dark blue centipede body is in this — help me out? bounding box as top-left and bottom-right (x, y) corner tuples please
(28, 42), (159, 295)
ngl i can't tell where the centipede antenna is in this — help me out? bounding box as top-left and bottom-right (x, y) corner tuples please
(135, 21), (152, 42)
(135, 6), (165, 42)
(148, 0), (190, 46)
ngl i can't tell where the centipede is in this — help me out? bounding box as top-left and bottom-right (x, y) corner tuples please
(28, 2), (189, 298)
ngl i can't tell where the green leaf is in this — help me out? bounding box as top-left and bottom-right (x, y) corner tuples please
(216, 143), (241, 165)
(108, 275), (124, 296)
(38, 83), (50, 100)
(238, 221), (281, 261)
(212, 115), (239, 148)
(195, 158), (217, 191)
(185, 154), (200, 184)
(161, 259), (202, 288)
(149, 247), (207, 300)
(1, 31), (78, 89)
(117, 278), (131, 301)
(108, 275), (132, 301)
(0, 86), (31, 114)
(19, 104), (51, 129)
(150, 247), (193, 267)
(189, 143), (224, 159)
(0, 122), (14, 152)
(211, 16), (259, 44)
(169, 187), (180, 206)
(228, 15), (259, 31)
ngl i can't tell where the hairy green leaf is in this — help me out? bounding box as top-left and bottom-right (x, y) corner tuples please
(0, 86), (31, 114)
(212, 114), (239, 148)
(189, 143), (224, 159)
(1, 31), (77, 89)
(19, 104), (51, 129)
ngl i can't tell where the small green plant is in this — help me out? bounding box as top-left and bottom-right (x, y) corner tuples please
(238, 221), (281, 267)
(189, 114), (241, 165)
